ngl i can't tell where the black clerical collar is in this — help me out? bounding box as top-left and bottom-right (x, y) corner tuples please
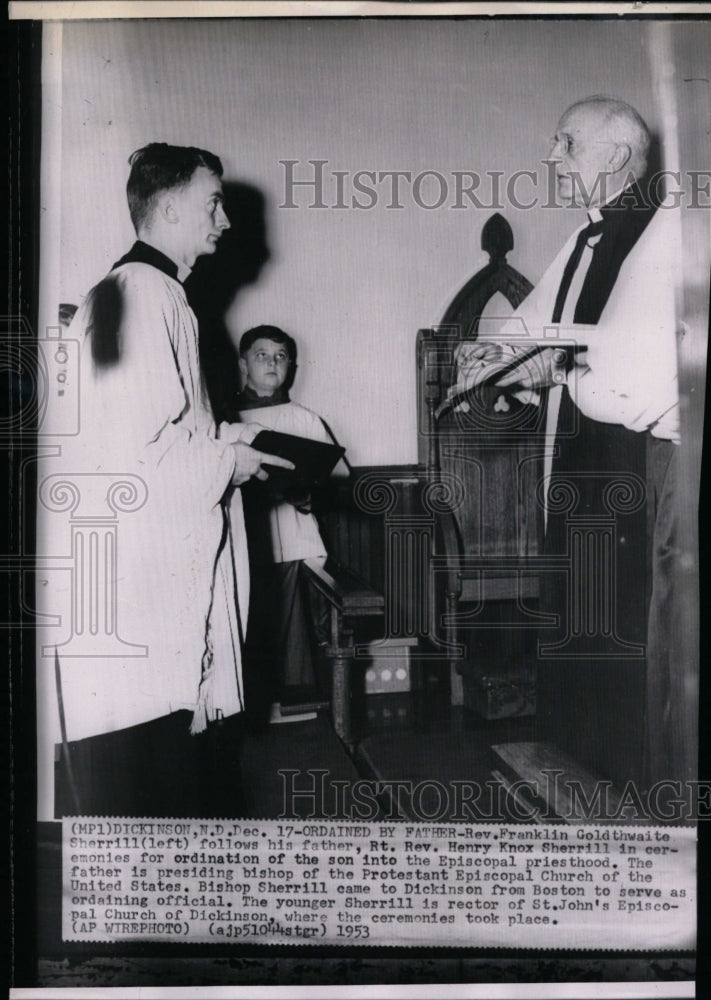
(235, 385), (291, 410)
(584, 180), (652, 220)
(584, 180), (657, 239)
(599, 180), (656, 220)
(112, 241), (181, 281)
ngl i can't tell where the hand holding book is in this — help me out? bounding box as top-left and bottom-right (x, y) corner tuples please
(249, 429), (346, 493)
(230, 440), (295, 486)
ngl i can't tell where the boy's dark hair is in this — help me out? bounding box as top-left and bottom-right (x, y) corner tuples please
(127, 142), (224, 232)
(239, 325), (297, 365)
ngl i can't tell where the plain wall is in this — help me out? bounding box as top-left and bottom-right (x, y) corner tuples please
(57, 17), (666, 465)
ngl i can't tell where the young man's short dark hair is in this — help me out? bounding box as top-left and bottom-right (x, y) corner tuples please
(127, 142), (224, 232)
(239, 325), (297, 365)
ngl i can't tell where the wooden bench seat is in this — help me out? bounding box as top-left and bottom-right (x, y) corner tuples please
(302, 556), (384, 750)
(491, 741), (623, 823)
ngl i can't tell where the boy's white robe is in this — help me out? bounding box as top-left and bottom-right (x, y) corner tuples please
(39, 262), (250, 751)
(233, 401), (330, 563)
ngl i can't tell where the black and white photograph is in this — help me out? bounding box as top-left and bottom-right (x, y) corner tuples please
(6, 1), (710, 996)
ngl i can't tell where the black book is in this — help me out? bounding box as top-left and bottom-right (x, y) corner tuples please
(251, 429), (346, 493)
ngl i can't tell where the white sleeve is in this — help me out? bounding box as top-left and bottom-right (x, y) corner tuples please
(568, 334), (679, 439)
(566, 206), (680, 442)
(217, 421), (263, 445)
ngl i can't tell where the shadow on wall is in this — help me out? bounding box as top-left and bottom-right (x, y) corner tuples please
(646, 132), (663, 196)
(185, 181), (271, 423)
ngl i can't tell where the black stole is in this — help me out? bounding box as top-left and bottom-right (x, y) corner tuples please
(540, 184), (658, 787)
(547, 184), (658, 597)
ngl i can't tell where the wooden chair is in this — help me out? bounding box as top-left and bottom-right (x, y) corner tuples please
(416, 213), (545, 717)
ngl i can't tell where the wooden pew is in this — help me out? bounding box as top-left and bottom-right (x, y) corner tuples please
(302, 556), (384, 751)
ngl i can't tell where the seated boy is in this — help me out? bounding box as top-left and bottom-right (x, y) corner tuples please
(230, 325), (337, 727)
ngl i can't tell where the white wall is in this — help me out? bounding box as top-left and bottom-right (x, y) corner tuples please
(58, 17), (663, 465)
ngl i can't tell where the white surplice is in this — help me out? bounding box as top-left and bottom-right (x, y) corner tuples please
(40, 261), (251, 745)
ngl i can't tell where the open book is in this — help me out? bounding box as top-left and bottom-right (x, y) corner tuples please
(439, 341), (585, 417)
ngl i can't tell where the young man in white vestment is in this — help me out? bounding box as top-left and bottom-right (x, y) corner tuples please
(44, 143), (293, 817)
